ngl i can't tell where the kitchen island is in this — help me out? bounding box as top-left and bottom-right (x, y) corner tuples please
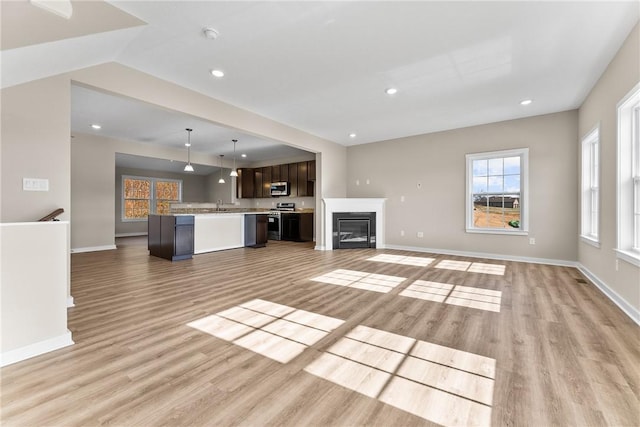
(148, 210), (270, 260)
(192, 211), (269, 253)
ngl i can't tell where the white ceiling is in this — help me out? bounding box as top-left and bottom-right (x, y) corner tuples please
(4, 1), (640, 157)
(71, 85), (313, 162)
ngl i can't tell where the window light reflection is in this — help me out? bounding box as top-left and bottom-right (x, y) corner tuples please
(187, 299), (344, 363)
(400, 282), (502, 312)
(367, 254), (435, 267)
(399, 280), (454, 303)
(304, 325), (495, 426)
(435, 260), (506, 276)
(311, 269), (406, 293)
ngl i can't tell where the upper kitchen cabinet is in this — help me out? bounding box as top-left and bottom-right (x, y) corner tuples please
(288, 163), (298, 197)
(261, 167), (272, 198)
(297, 161), (308, 197)
(308, 160), (315, 180)
(237, 160), (315, 199)
(237, 168), (255, 199)
(280, 164), (289, 182)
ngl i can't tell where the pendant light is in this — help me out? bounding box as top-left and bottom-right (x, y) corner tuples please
(184, 128), (194, 172)
(218, 155), (226, 184)
(230, 139), (238, 177)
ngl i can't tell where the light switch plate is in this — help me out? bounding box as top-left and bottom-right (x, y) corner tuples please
(23, 178), (49, 191)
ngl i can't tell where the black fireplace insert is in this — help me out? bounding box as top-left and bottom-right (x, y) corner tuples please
(332, 212), (376, 249)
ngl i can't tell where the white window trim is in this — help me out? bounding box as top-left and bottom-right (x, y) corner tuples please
(121, 175), (183, 222)
(580, 125), (600, 247)
(465, 148), (529, 235)
(616, 82), (640, 267)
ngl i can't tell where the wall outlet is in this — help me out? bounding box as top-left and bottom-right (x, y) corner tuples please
(400, 230), (405, 236)
(615, 259), (619, 271)
(529, 238), (536, 245)
(417, 231), (424, 238)
(366, 179), (370, 185)
(417, 182), (422, 189)
(400, 195), (405, 202)
(301, 201), (305, 206)
(356, 179), (360, 186)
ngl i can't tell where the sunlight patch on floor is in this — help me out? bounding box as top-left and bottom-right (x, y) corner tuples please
(399, 281), (502, 312)
(310, 269), (406, 293)
(187, 299), (344, 363)
(435, 260), (506, 276)
(304, 325), (495, 427)
(366, 254), (435, 267)
(398, 280), (454, 303)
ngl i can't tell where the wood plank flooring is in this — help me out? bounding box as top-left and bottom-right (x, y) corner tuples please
(1, 238), (639, 426)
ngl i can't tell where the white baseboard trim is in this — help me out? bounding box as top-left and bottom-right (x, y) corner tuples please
(67, 296), (75, 307)
(384, 244), (577, 267)
(576, 264), (640, 326)
(314, 245), (326, 251)
(1, 330), (74, 367)
(71, 245), (117, 254)
(115, 232), (148, 237)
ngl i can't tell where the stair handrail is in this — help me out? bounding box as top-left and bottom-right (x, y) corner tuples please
(38, 208), (64, 222)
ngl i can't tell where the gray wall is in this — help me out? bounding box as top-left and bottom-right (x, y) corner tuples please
(115, 167), (209, 236)
(347, 110), (579, 262)
(578, 23), (639, 312)
(1, 76), (71, 223)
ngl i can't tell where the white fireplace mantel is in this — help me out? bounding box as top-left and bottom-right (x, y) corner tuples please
(320, 198), (386, 250)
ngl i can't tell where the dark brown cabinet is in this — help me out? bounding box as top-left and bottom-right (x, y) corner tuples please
(297, 161), (308, 197)
(262, 167), (271, 198)
(244, 214), (268, 248)
(148, 215), (194, 261)
(237, 160), (315, 199)
(308, 160), (315, 180)
(288, 163), (298, 197)
(254, 168), (263, 199)
(280, 164), (289, 182)
(281, 212), (313, 242)
(237, 168), (255, 199)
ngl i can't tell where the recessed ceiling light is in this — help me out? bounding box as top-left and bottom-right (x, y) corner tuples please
(241, 153), (247, 158)
(349, 133), (357, 138)
(385, 88), (398, 95)
(91, 124), (101, 130)
(520, 99), (533, 106)
(211, 69), (225, 78)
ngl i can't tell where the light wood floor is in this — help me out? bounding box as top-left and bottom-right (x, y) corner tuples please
(1, 238), (639, 426)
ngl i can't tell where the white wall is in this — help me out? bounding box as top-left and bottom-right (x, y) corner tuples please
(578, 23), (640, 317)
(1, 222), (73, 366)
(347, 110), (579, 263)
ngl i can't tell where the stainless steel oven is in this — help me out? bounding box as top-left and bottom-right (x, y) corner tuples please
(267, 211), (281, 240)
(267, 202), (295, 240)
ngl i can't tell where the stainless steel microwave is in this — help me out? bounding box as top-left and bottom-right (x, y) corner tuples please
(270, 181), (290, 196)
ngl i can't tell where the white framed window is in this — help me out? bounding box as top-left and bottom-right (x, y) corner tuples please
(616, 83), (640, 267)
(581, 126), (600, 246)
(466, 148), (528, 235)
(122, 175), (182, 222)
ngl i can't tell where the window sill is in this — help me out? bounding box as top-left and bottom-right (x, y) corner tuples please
(614, 249), (640, 267)
(580, 236), (601, 248)
(466, 228), (528, 236)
